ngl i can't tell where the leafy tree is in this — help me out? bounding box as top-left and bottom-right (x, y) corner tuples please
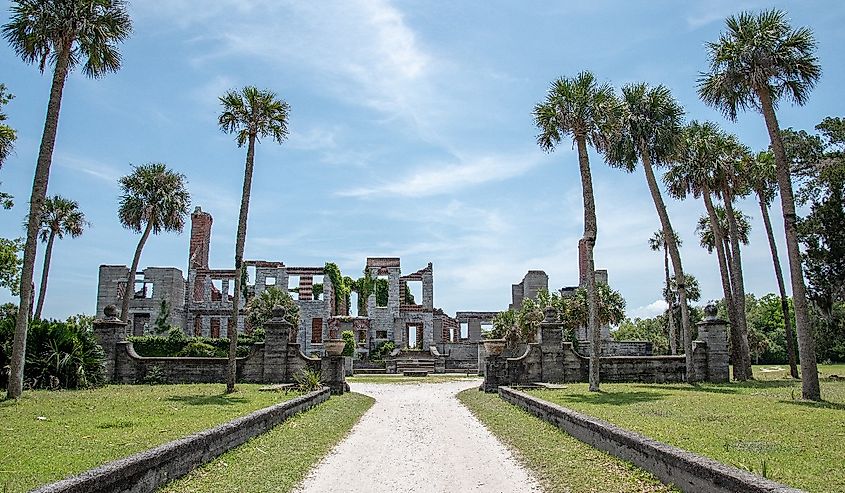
(746, 150), (799, 377)
(534, 71), (623, 391)
(244, 286), (300, 333)
(0, 83), (14, 167)
(665, 121), (753, 380)
(2, 0), (131, 399)
(608, 82), (693, 368)
(613, 317), (669, 354)
(219, 86), (290, 393)
(0, 238), (22, 296)
(698, 8), (822, 399)
(33, 195), (87, 320)
(117, 163), (190, 325)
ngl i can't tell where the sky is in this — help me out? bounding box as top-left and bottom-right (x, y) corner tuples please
(0, 0), (843, 321)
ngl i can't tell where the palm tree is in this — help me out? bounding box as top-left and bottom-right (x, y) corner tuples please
(695, 205), (751, 255)
(609, 83), (693, 374)
(533, 71), (623, 392)
(698, 9), (821, 399)
(219, 86), (290, 394)
(649, 231), (680, 354)
(118, 163), (190, 325)
(33, 195), (87, 320)
(665, 121), (752, 380)
(2, 0), (131, 399)
(746, 151), (799, 378)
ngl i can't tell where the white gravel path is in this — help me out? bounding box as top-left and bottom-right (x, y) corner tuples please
(295, 379), (542, 493)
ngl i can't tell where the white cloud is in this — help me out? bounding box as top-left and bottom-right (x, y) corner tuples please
(629, 299), (669, 319)
(56, 154), (122, 184)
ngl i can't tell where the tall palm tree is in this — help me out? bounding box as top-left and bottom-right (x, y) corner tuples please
(698, 9), (822, 399)
(665, 121), (753, 380)
(219, 86), (290, 394)
(118, 163), (190, 325)
(746, 151), (799, 378)
(33, 195), (87, 320)
(533, 71), (623, 392)
(609, 83), (693, 375)
(2, 0), (131, 399)
(649, 230), (681, 354)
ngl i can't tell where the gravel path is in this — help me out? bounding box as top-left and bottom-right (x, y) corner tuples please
(295, 379), (541, 493)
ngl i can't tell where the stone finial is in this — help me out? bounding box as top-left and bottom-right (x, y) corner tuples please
(703, 301), (718, 321)
(271, 304), (287, 320)
(543, 305), (557, 323)
(103, 304), (120, 320)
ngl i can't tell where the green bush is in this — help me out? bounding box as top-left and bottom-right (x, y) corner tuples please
(0, 314), (105, 390)
(178, 341), (217, 357)
(127, 332), (259, 358)
(294, 368), (322, 392)
(341, 330), (355, 357)
(142, 365), (166, 385)
(370, 340), (396, 360)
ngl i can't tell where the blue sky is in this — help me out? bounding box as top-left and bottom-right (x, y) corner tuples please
(1, 1), (843, 320)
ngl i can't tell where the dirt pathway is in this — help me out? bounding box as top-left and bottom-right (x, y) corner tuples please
(295, 379), (541, 493)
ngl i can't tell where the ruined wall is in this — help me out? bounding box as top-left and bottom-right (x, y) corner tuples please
(97, 265), (186, 335)
(576, 341), (653, 357)
(509, 271), (549, 311)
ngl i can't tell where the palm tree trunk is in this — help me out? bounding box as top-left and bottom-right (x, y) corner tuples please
(121, 220), (154, 325)
(576, 135), (600, 392)
(757, 191), (799, 378)
(722, 191), (753, 379)
(664, 245), (676, 354)
(7, 44), (72, 399)
(639, 143), (690, 369)
(227, 132), (257, 394)
(756, 88), (821, 401)
(703, 189), (745, 380)
(33, 232), (56, 321)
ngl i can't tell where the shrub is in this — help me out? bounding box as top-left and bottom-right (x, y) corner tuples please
(127, 332), (259, 358)
(142, 365), (166, 385)
(341, 330), (355, 357)
(0, 314), (105, 390)
(370, 340), (396, 361)
(178, 341), (217, 357)
(294, 368), (322, 392)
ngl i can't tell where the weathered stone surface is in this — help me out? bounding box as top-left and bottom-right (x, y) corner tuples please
(498, 387), (804, 493)
(32, 389), (330, 493)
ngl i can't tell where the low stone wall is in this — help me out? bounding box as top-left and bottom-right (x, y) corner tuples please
(498, 387), (802, 493)
(576, 340), (653, 356)
(439, 342), (479, 370)
(33, 388), (331, 493)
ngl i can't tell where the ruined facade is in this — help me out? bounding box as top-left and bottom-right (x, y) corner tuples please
(96, 207), (467, 358)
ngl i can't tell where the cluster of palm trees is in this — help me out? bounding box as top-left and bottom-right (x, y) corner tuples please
(534, 9), (822, 400)
(2, 0), (290, 398)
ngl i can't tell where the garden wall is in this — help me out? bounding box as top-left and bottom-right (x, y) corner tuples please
(32, 388), (330, 493)
(498, 387), (801, 493)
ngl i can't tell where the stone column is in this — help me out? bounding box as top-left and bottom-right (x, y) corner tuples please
(483, 353), (507, 393)
(320, 355), (348, 395)
(263, 305), (291, 383)
(539, 306), (567, 383)
(467, 318), (482, 342)
(93, 304), (128, 383)
(695, 303), (730, 383)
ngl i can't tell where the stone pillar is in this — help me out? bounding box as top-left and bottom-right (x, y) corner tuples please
(539, 306), (567, 383)
(695, 303), (730, 383)
(483, 354), (507, 393)
(263, 306), (291, 383)
(422, 263), (434, 309)
(320, 356), (349, 395)
(93, 304), (128, 383)
(467, 317), (482, 342)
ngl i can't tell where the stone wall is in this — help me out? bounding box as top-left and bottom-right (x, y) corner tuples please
(438, 342), (479, 370)
(33, 389), (330, 493)
(498, 387), (801, 493)
(97, 265), (186, 336)
(576, 340), (653, 356)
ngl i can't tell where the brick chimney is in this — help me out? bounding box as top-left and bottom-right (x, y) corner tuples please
(189, 207), (212, 270)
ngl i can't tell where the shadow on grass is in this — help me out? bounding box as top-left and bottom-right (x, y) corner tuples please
(779, 399), (845, 411)
(629, 384), (739, 395)
(541, 390), (669, 406)
(166, 394), (248, 406)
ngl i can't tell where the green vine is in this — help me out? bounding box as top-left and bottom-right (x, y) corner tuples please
(325, 262), (351, 315)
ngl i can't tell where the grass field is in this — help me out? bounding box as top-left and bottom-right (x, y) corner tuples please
(0, 384), (300, 492)
(458, 389), (676, 492)
(161, 392), (375, 493)
(525, 365), (845, 493)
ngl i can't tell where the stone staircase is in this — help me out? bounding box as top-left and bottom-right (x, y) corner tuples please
(392, 350), (437, 375)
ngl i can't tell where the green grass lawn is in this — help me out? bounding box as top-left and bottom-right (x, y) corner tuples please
(161, 392), (375, 493)
(525, 365), (845, 493)
(0, 384), (301, 492)
(347, 373), (479, 384)
(458, 389), (676, 492)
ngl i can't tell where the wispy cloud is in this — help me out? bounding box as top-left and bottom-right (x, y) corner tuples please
(337, 151), (551, 198)
(56, 154), (122, 184)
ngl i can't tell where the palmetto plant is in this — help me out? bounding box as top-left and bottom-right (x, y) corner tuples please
(219, 86), (290, 394)
(2, 0), (131, 399)
(695, 206), (751, 254)
(698, 9), (822, 399)
(609, 82), (693, 372)
(34, 195), (88, 320)
(534, 71), (623, 392)
(118, 163), (191, 324)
